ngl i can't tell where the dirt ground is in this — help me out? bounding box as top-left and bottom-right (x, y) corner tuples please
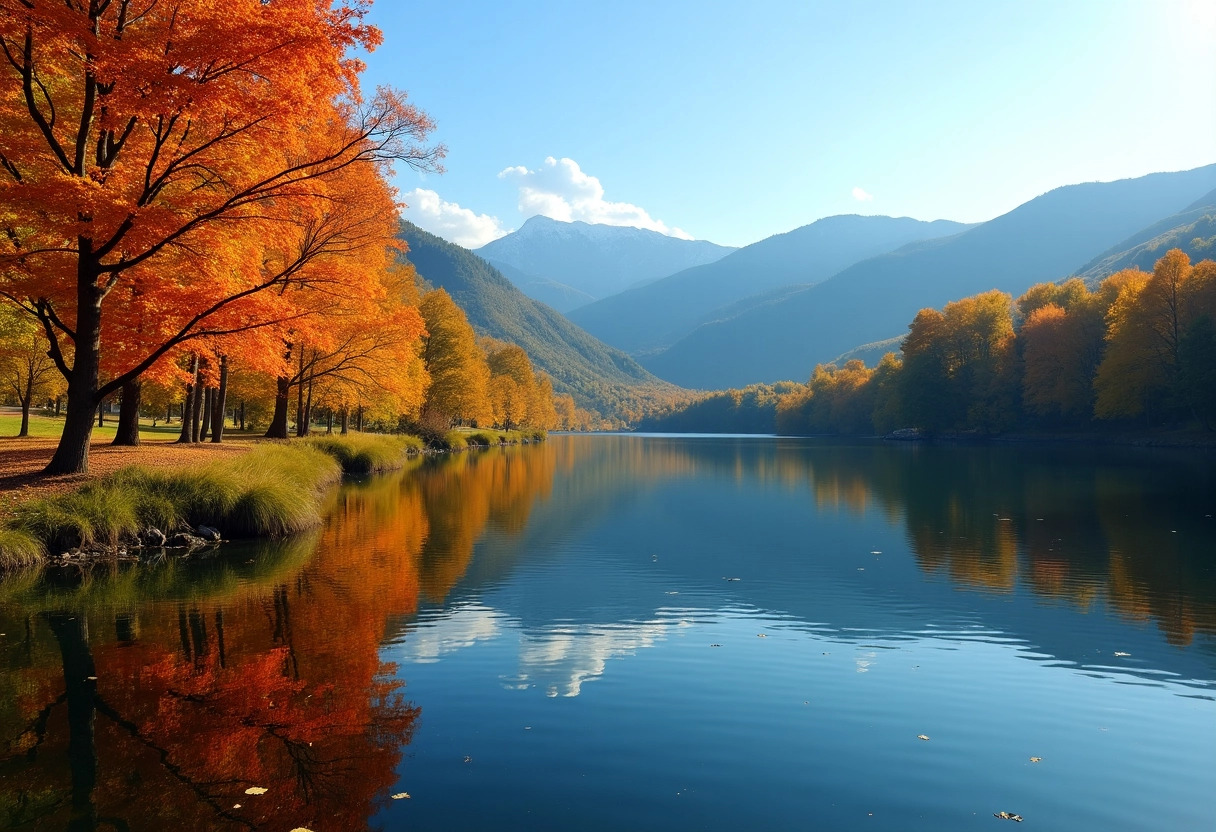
(0, 437), (252, 519)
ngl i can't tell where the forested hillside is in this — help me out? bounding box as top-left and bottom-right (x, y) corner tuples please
(399, 222), (684, 422)
(569, 215), (971, 354)
(642, 165), (1216, 389)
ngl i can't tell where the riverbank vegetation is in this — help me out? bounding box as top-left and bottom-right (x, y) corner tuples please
(641, 250), (1216, 438)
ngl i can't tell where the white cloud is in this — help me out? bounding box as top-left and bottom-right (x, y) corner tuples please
(401, 188), (509, 249)
(498, 156), (692, 239)
(852, 186), (874, 202)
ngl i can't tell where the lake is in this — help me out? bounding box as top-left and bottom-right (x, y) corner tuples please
(1, 435), (1214, 831)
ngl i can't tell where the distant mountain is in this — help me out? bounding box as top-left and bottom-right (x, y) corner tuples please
(483, 258), (596, 313)
(1075, 187), (1216, 281)
(475, 215), (735, 304)
(642, 164), (1216, 389)
(397, 222), (680, 419)
(568, 215), (973, 355)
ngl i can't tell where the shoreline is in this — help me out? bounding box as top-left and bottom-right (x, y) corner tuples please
(0, 430), (546, 570)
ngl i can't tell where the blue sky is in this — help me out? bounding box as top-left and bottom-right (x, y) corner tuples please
(359, 0), (1216, 249)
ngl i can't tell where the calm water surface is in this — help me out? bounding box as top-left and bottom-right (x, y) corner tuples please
(1, 436), (1214, 831)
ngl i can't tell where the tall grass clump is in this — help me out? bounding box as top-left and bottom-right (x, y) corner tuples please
(0, 528), (45, 568)
(4, 444), (343, 561)
(305, 434), (421, 474)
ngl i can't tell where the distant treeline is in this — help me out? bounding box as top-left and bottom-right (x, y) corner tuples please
(639, 250), (1216, 436)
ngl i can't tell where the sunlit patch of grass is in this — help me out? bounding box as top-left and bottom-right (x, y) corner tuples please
(0, 527), (45, 568)
(304, 433), (421, 474)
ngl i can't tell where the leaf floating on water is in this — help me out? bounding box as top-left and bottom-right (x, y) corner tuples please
(994, 811), (1024, 822)
(756, 633), (767, 638)
(723, 577), (741, 582)
(463, 756), (473, 763)
(1029, 757), (1042, 763)
(665, 591), (679, 595)
(870, 551), (882, 555)
(391, 792), (411, 800)
(1114, 651), (1131, 657)
(917, 734), (930, 741)
(244, 787), (268, 795)
(710, 644), (722, 648)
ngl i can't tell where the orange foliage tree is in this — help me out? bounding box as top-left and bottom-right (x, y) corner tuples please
(0, 1), (443, 472)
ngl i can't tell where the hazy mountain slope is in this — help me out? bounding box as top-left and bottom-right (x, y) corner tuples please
(476, 215), (735, 302)
(397, 222), (679, 418)
(1075, 187), (1216, 281)
(643, 164), (1216, 389)
(568, 215), (972, 354)
(483, 258), (596, 312)
(831, 336), (905, 367)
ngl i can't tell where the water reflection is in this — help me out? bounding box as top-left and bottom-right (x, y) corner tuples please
(1, 437), (1213, 831)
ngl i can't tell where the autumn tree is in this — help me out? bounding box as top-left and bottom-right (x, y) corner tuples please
(418, 289), (490, 428)
(0, 1), (443, 473)
(1093, 252), (1213, 422)
(0, 301), (59, 435)
(1017, 278), (1109, 423)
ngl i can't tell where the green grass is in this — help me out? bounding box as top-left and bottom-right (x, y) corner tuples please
(0, 527), (44, 569)
(2, 443), (342, 564)
(303, 433), (423, 474)
(0, 409), (258, 442)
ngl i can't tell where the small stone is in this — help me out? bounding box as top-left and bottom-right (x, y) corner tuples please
(140, 528), (167, 546)
(196, 525), (222, 542)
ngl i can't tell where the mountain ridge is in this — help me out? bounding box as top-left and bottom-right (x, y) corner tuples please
(641, 164), (1216, 389)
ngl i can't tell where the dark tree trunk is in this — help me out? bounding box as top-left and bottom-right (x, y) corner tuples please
(18, 372), (32, 437)
(48, 612), (98, 831)
(199, 387), (213, 442)
(112, 380), (142, 446)
(340, 407), (349, 434)
(167, 401), (173, 423)
(211, 356), (228, 443)
(97, 401), (105, 428)
(299, 376), (314, 438)
(266, 377), (291, 439)
(294, 349), (307, 438)
(177, 355), (199, 444)
(326, 408), (333, 434)
(55, 396), (62, 416)
(239, 400), (246, 431)
(190, 378), (204, 443)
(356, 405), (363, 432)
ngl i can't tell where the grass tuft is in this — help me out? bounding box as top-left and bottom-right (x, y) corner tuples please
(304, 434), (420, 474)
(0, 528), (45, 568)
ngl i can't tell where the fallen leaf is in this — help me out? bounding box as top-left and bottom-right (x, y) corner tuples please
(993, 811), (1023, 822)
(756, 633), (767, 638)
(232, 804), (241, 809)
(710, 644), (722, 648)
(244, 787), (268, 795)
(1029, 757), (1042, 763)
(723, 577), (741, 582)
(290, 828), (314, 832)
(917, 734), (930, 741)
(463, 756), (472, 763)
(391, 792), (411, 800)
(1114, 651), (1131, 657)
